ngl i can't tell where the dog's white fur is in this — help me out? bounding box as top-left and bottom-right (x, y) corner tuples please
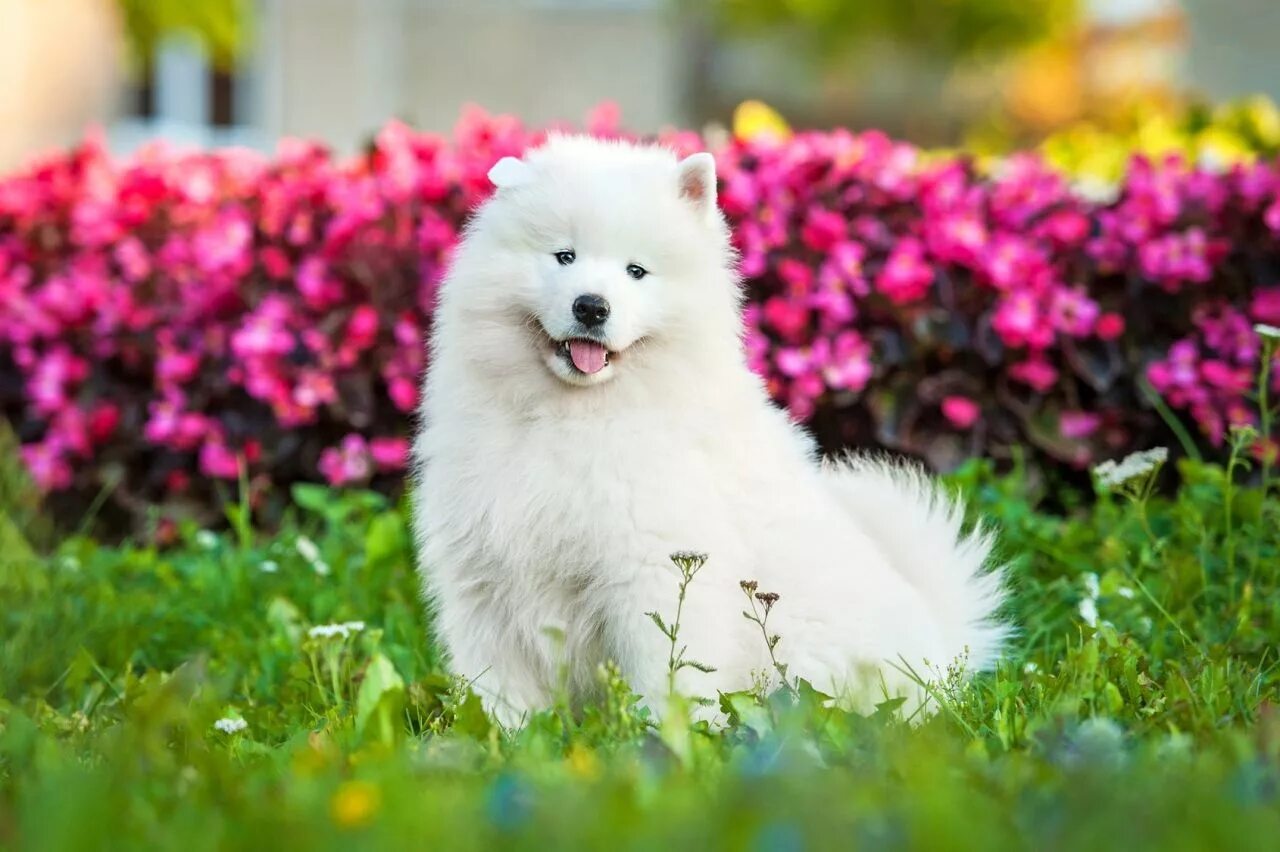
(412, 135), (1006, 726)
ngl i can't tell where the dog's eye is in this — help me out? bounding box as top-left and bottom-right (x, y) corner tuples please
(626, 263), (648, 280)
(554, 250), (576, 266)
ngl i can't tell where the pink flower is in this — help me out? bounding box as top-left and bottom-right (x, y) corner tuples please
(231, 299), (294, 360)
(1059, 411), (1101, 439)
(1009, 358), (1059, 393)
(293, 369), (337, 409)
(21, 441), (73, 491)
(1138, 228), (1217, 290)
(762, 296), (809, 342)
(1095, 313), (1126, 341)
(296, 256), (344, 310)
(1265, 199), (1280, 233)
(875, 239), (934, 304)
(199, 440), (242, 480)
(346, 305), (380, 351)
(387, 376), (418, 412)
(820, 331), (873, 392)
(27, 347), (89, 415)
(87, 402), (120, 443)
(1251, 287), (1280, 326)
(818, 240), (867, 291)
(192, 206), (254, 279)
(370, 437), (410, 471)
(1050, 287), (1100, 338)
(801, 208), (847, 252)
(156, 347), (201, 387)
(318, 434), (373, 486)
(982, 236), (1045, 291)
(992, 291), (1053, 349)
(941, 396), (980, 429)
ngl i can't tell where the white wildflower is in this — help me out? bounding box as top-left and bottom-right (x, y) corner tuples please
(1256, 323), (1280, 342)
(1023, 661), (1040, 674)
(214, 717), (247, 734)
(1117, 586), (1136, 600)
(259, 560), (280, 574)
(1078, 597), (1099, 628)
(195, 530), (219, 550)
(295, 536), (321, 562)
(1082, 572), (1100, 599)
(295, 536), (331, 576)
(307, 620), (366, 641)
(1093, 447), (1168, 488)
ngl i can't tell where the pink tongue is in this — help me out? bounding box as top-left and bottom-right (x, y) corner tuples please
(568, 340), (608, 374)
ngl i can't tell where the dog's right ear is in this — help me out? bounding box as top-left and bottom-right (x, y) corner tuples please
(677, 152), (718, 220)
(488, 157), (534, 190)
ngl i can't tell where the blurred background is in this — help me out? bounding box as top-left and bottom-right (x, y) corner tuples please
(3, 0), (1280, 172)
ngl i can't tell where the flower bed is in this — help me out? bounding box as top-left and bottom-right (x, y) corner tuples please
(2, 105), (1278, 523)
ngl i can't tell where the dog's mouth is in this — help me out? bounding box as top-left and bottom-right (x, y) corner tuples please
(532, 321), (636, 385)
(555, 338), (612, 375)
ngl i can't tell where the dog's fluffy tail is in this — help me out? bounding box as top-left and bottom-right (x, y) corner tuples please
(822, 454), (1008, 673)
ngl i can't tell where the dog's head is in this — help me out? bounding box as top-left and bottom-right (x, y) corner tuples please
(437, 135), (740, 393)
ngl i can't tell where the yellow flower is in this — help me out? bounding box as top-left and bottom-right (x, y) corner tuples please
(732, 100), (791, 143)
(330, 780), (380, 829)
(566, 744), (601, 780)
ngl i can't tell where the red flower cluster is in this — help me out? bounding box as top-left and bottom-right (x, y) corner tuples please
(1, 106), (1277, 521)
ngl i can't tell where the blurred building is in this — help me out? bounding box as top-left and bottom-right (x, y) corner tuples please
(114, 0), (693, 156)
(6, 0), (1280, 169)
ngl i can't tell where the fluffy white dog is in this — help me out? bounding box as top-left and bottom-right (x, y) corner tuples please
(412, 135), (1006, 726)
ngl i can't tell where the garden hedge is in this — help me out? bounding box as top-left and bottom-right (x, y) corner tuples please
(2, 105), (1278, 526)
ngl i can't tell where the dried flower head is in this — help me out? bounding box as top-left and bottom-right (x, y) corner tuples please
(754, 591), (780, 613)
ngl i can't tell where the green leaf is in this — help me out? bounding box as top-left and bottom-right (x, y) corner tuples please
(355, 653), (406, 746)
(291, 483), (334, 515)
(365, 511), (409, 567)
(451, 688), (493, 739)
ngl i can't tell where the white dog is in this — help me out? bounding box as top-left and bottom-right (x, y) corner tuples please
(411, 135), (1006, 726)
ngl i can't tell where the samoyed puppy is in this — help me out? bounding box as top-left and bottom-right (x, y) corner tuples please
(412, 135), (1006, 726)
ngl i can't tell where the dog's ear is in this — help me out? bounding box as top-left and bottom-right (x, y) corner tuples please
(677, 153), (717, 218)
(488, 156), (534, 190)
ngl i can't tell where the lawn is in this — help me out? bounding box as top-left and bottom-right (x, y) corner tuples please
(1, 440), (1278, 851)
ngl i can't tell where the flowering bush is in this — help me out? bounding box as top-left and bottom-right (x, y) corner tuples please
(2, 105), (1279, 524)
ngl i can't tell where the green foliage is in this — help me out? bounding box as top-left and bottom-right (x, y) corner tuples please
(2, 459), (1279, 849)
(698, 0), (1078, 62)
(116, 0), (250, 69)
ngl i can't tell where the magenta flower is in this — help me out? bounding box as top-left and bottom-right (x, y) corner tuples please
(2, 104), (1277, 504)
(1251, 287), (1280, 326)
(941, 396), (980, 430)
(1009, 358), (1059, 393)
(875, 239), (934, 305)
(318, 434), (373, 486)
(1060, 411), (1102, 440)
(20, 441), (73, 491)
(27, 347), (89, 415)
(370, 436), (410, 471)
(199, 439), (242, 480)
(801, 208), (848, 252)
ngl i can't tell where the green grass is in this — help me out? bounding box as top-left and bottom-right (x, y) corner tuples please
(1, 450), (1278, 851)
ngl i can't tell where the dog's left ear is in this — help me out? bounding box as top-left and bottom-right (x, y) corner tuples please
(488, 156), (534, 190)
(677, 153), (717, 218)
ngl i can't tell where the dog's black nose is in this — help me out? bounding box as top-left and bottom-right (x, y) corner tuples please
(572, 294), (610, 328)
